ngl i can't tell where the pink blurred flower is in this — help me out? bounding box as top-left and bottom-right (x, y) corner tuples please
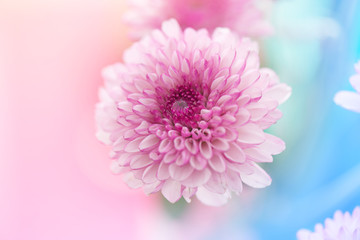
(297, 207), (360, 240)
(96, 19), (291, 206)
(124, 0), (273, 40)
(334, 61), (360, 113)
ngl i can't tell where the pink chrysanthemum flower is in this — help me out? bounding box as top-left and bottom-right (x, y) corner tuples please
(124, 0), (273, 40)
(96, 19), (291, 206)
(297, 207), (360, 240)
(334, 61), (360, 113)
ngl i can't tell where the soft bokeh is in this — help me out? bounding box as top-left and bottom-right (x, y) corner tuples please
(1, 0), (359, 240)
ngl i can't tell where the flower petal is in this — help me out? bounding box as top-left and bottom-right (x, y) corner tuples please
(244, 147), (273, 163)
(124, 137), (145, 153)
(130, 155), (153, 169)
(161, 180), (182, 203)
(139, 134), (159, 151)
(142, 164), (159, 183)
(204, 172), (226, 194)
(196, 187), (229, 206)
(208, 153), (226, 173)
(157, 161), (170, 180)
(185, 138), (199, 154)
(211, 138), (230, 151)
(182, 168), (211, 187)
(225, 169), (243, 193)
(169, 163), (194, 181)
(260, 133), (286, 155)
(158, 138), (173, 153)
(241, 163), (271, 188)
(350, 75), (360, 93)
(123, 172), (143, 189)
(237, 123), (265, 144)
(334, 91), (360, 113)
(190, 155), (207, 170)
(224, 142), (246, 163)
(264, 83), (292, 104)
(199, 141), (213, 159)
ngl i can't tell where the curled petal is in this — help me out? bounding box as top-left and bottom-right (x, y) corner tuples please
(199, 141), (213, 159)
(208, 153), (226, 173)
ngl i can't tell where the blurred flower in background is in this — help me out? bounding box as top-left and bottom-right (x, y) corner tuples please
(334, 61), (360, 113)
(297, 207), (360, 240)
(123, 0), (273, 40)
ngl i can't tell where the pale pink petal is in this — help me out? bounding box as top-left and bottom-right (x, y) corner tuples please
(263, 83), (292, 104)
(182, 187), (197, 203)
(182, 169), (211, 187)
(142, 164), (159, 183)
(350, 75), (360, 93)
(211, 138), (230, 151)
(190, 156), (207, 170)
(241, 163), (271, 188)
(130, 155), (153, 169)
(139, 134), (159, 151)
(297, 230), (312, 239)
(225, 170), (243, 193)
(334, 91), (360, 113)
(259, 133), (286, 155)
(199, 141), (213, 159)
(163, 150), (178, 163)
(244, 147), (273, 163)
(158, 138), (173, 153)
(169, 163), (194, 181)
(157, 161), (170, 180)
(227, 162), (254, 175)
(185, 138), (199, 154)
(238, 69), (260, 91)
(355, 61), (360, 73)
(224, 142), (246, 163)
(123, 172), (143, 189)
(196, 187), (229, 207)
(204, 173), (226, 194)
(237, 123), (265, 144)
(161, 180), (183, 203)
(143, 181), (162, 195)
(124, 137), (145, 153)
(208, 153), (226, 173)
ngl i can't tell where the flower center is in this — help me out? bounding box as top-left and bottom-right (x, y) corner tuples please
(172, 99), (189, 113)
(163, 84), (203, 127)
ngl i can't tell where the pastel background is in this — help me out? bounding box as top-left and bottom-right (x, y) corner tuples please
(0, 0), (359, 239)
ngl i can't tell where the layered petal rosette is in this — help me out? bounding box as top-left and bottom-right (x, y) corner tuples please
(124, 0), (273, 40)
(297, 207), (360, 240)
(96, 19), (291, 206)
(334, 61), (360, 113)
